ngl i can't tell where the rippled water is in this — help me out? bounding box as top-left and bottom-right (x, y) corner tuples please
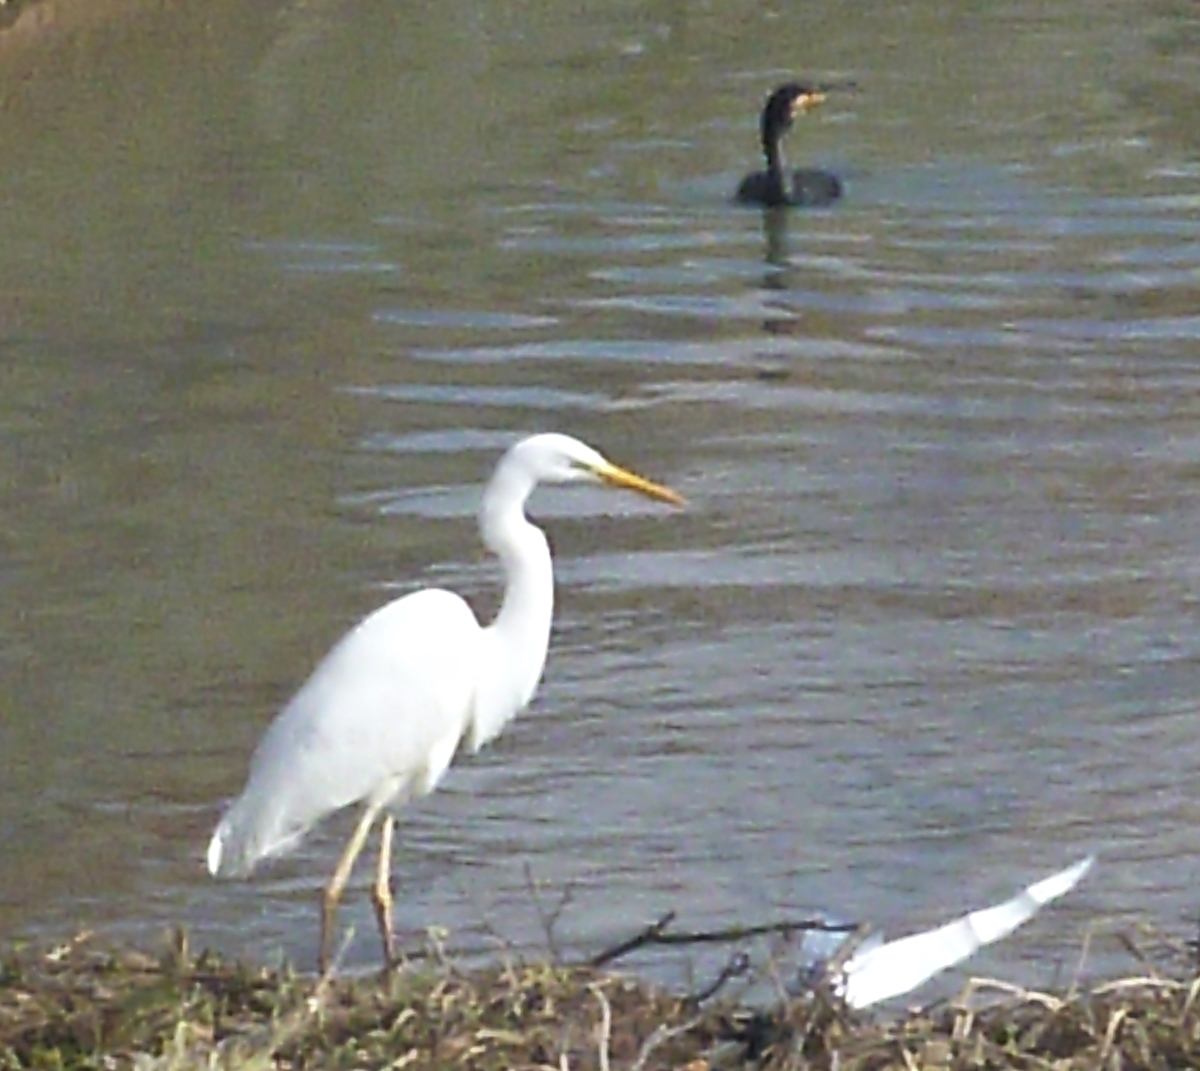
(2, 0), (1200, 993)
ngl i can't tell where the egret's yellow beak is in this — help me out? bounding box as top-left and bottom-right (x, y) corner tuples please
(793, 90), (827, 115)
(595, 461), (685, 507)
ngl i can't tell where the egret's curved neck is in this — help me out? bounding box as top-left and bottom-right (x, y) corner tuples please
(479, 462), (555, 679)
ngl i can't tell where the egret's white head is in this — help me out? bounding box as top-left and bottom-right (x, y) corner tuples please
(505, 433), (684, 504)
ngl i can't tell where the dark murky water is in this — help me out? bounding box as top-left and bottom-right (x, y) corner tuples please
(2, 0), (1200, 991)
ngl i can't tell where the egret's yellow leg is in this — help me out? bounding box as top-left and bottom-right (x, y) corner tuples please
(370, 815), (397, 967)
(320, 800), (384, 973)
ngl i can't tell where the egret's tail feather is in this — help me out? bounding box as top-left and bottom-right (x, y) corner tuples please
(205, 817), (255, 878)
(205, 809), (261, 879)
(206, 829), (224, 877)
(206, 806), (306, 879)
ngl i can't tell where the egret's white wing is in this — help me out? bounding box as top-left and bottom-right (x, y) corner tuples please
(208, 589), (483, 876)
(842, 855), (1095, 1010)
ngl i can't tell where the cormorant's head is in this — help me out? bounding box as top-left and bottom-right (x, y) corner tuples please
(761, 82), (827, 146)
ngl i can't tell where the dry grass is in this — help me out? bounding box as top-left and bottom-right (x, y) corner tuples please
(2, 926), (1200, 1070)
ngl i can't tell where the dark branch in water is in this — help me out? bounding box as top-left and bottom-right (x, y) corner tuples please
(691, 951), (753, 1003)
(589, 911), (856, 969)
(590, 910), (678, 968)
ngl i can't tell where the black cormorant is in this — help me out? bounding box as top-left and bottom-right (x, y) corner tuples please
(736, 82), (842, 208)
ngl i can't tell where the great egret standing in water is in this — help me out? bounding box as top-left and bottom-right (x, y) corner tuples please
(207, 433), (684, 970)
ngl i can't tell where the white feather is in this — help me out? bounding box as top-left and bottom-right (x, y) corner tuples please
(841, 856), (1095, 1010)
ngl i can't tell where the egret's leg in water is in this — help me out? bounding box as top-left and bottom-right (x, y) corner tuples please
(320, 800), (384, 973)
(371, 816), (397, 966)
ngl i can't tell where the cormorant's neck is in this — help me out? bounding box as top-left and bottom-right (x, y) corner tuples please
(765, 135), (786, 172)
(763, 134), (789, 204)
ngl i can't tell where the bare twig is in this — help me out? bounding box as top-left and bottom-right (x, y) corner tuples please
(454, 874), (519, 962)
(959, 977), (1064, 1011)
(423, 925), (452, 968)
(524, 861), (576, 962)
(629, 1014), (706, 1071)
(763, 943), (792, 1008)
(1180, 975), (1200, 1024)
(691, 952), (752, 1004)
(950, 1001), (974, 1042)
(1066, 919), (1094, 1001)
(588, 983), (612, 1071)
(1115, 927), (1156, 971)
(812, 921), (874, 1001)
(1097, 1005), (1128, 1067)
(1090, 976), (1189, 996)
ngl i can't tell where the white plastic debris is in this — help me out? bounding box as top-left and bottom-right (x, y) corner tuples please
(840, 855), (1095, 1010)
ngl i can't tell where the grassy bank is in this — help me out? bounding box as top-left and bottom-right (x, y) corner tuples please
(2, 926), (1199, 1070)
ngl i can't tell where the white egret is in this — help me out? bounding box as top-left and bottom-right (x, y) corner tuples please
(207, 433), (684, 970)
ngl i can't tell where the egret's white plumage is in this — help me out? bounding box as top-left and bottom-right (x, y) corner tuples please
(207, 433), (683, 969)
(206, 590), (481, 877)
(841, 855), (1094, 1009)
